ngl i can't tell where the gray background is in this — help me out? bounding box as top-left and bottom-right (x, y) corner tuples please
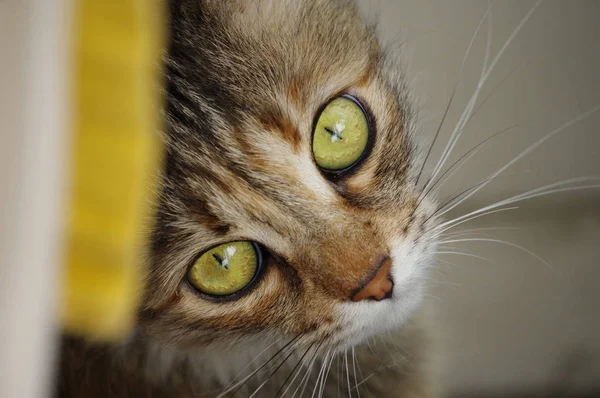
(357, 0), (600, 396)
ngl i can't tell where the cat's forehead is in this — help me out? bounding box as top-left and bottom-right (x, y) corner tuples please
(163, 0), (414, 234)
(170, 0), (378, 108)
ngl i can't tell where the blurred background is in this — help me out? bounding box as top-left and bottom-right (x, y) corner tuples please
(1, 1), (599, 398)
(356, 1), (600, 397)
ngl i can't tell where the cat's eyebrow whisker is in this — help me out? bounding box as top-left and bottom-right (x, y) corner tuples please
(423, 0), (544, 196)
(414, 1), (494, 188)
(438, 238), (551, 269)
(435, 105), (600, 221)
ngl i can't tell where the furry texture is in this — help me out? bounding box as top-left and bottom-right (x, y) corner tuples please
(57, 0), (441, 396)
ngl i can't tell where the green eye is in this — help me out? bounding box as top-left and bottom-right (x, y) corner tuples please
(312, 95), (369, 171)
(188, 241), (260, 296)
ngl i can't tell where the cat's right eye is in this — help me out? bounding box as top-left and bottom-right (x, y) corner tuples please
(312, 95), (370, 172)
(187, 241), (262, 296)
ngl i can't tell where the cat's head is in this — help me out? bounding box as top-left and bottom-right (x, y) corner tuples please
(141, 0), (439, 352)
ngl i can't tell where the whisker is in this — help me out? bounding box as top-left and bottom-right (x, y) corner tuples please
(418, 124), (519, 208)
(345, 350), (352, 398)
(480, 0), (544, 86)
(351, 347), (361, 398)
(274, 342), (315, 398)
(290, 339), (325, 398)
(437, 207), (520, 235)
(353, 353), (374, 398)
(415, 2), (494, 188)
(441, 226), (521, 238)
(223, 337), (284, 391)
(337, 355), (341, 398)
(438, 177), (600, 231)
(438, 238), (551, 269)
(424, 0), (544, 195)
(435, 105), (600, 220)
(351, 364), (385, 391)
(422, 2), (495, 194)
(247, 340), (304, 398)
(425, 177), (497, 225)
(319, 351), (336, 398)
(491, 178), (600, 208)
(435, 250), (496, 265)
(311, 349), (331, 398)
(469, 67), (516, 122)
(216, 334), (302, 398)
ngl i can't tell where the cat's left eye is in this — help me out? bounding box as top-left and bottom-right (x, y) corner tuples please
(312, 95), (370, 172)
(187, 241), (261, 296)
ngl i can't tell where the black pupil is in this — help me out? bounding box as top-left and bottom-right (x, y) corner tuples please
(212, 253), (228, 269)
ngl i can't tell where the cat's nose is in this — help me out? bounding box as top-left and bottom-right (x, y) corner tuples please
(351, 256), (393, 302)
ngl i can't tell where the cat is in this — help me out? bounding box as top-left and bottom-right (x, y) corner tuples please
(56, 0), (442, 396)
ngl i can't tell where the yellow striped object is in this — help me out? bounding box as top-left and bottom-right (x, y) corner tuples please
(61, 0), (166, 341)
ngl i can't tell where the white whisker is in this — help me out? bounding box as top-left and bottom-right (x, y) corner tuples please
(415, 2), (494, 187)
(223, 337), (283, 390)
(438, 238), (551, 269)
(277, 343), (317, 398)
(421, 124), (519, 203)
(352, 347), (361, 398)
(435, 250), (496, 265)
(345, 350), (352, 398)
(311, 349), (331, 398)
(319, 351), (335, 398)
(438, 177), (600, 231)
(291, 345), (320, 398)
(437, 207), (519, 235)
(435, 104), (600, 219)
(441, 226), (521, 238)
(424, 0), (544, 195)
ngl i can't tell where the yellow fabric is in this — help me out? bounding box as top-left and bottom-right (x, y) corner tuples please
(61, 0), (166, 340)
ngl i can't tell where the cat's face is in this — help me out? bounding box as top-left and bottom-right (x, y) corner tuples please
(141, 0), (439, 352)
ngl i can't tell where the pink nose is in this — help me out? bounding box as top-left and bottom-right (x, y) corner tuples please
(351, 256), (394, 302)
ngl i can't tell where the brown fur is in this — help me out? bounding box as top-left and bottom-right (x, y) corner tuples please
(56, 0), (441, 396)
